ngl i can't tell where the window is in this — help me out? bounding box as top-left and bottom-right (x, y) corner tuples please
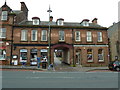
(41, 30), (47, 41)
(57, 20), (64, 25)
(0, 49), (6, 60)
(30, 49), (38, 65)
(87, 32), (92, 42)
(97, 32), (103, 42)
(31, 30), (37, 41)
(21, 30), (28, 41)
(33, 19), (40, 25)
(75, 31), (81, 41)
(87, 49), (93, 62)
(98, 49), (104, 62)
(82, 21), (89, 26)
(20, 49), (27, 62)
(0, 28), (6, 38)
(59, 31), (65, 41)
(1, 11), (8, 20)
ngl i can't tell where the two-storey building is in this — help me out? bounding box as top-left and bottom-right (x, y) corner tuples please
(0, 2), (109, 66)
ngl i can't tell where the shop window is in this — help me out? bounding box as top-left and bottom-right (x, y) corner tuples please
(87, 32), (92, 42)
(20, 49), (27, 63)
(87, 49), (93, 62)
(59, 31), (65, 41)
(40, 49), (48, 61)
(0, 49), (6, 60)
(21, 30), (28, 41)
(41, 30), (47, 41)
(0, 28), (6, 38)
(1, 11), (8, 21)
(98, 49), (104, 62)
(30, 49), (37, 65)
(97, 32), (103, 42)
(75, 31), (81, 41)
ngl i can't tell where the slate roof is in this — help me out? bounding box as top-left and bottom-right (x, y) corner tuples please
(18, 20), (103, 28)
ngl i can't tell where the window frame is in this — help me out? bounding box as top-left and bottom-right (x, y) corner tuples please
(41, 30), (47, 41)
(59, 30), (65, 41)
(0, 49), (6, 60)
(87, 49), (93, 62)
(31, 30), (38, 41)
(1, 11), (8, 21)
(98, 49), (104, 62)
(87, 31), (92, 42)
(97, 32), (103, 42)
(0, 28), (6, 38)
(75, 31), (81, 42)
(33, 19), (40, 25)
(21, 30), (28, 41)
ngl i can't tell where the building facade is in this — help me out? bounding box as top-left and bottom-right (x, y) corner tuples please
(108, 22), (120, 61)
(0, 2), (109, 66)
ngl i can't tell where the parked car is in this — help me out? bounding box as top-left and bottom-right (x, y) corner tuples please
(108, 60), (120, 71)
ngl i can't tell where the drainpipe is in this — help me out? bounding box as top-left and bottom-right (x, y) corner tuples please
(72, 29), (75, 66)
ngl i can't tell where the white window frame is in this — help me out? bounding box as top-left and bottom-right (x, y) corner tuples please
(0, 28), (6, 38)
(0, 49), (6, 60)
(31, 30), (37, 41)
(75, 31), (81, 41)
(82, 21), (89, 26)
(41, 30), (47, 41)
(57, 20), (64, 26)
(1, 11), (8, 21)
(97, 32), (103, 42)
(59, 31), (65, 41)
(98, 49), (104, 62)
(33, 19), (40, 25)
(87, 49), (93, 62)
(21, 30), (28, 41)
(87, 32), (92, 42)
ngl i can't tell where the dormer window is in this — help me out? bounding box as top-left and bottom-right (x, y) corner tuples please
(32, 17), (40, 25)
(57, 18), (64, 26)
(81, 19), (89, 26)
(1, 11), (8, 21)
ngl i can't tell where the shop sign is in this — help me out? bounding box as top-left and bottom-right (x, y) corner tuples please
(41, 49), (47, 52)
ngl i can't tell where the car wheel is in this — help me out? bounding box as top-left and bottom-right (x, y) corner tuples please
(116, 67), (120, 71)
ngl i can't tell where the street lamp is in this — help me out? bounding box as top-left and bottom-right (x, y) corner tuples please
(47, 5), (52, 66)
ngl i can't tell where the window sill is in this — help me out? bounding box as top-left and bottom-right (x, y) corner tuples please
(20, 40), (28, 42)
(59, 40), (65, 42)
(0, 59), (6, 61)
(87, 60), (93, 62)
(97, 41), (103, 43)
(98, 60), (104, 62)
(41, 40), (48, 42)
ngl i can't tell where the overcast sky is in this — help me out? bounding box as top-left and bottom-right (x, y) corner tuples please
(0, 0), (119, 27)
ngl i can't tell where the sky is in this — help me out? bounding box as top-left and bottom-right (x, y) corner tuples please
(0, 0), (119, 27)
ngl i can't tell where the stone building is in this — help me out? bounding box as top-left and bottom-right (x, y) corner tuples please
(0, 2), (109, 66)
(108, 22), (120, 61)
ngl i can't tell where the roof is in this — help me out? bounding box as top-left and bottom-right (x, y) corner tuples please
(18, 20), (103, 28)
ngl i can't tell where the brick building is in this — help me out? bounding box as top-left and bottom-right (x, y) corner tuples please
(0, 2), (109, 66)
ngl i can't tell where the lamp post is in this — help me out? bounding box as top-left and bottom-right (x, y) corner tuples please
(47, 5), (52, 66)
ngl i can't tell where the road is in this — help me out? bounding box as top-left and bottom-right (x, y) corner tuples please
(1, 70), (119, 88)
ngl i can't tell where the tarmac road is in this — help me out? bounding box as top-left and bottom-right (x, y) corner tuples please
(1, 70), (119, 88)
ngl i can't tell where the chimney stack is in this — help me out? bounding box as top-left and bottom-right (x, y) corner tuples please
(20, 2), (29, 20)
(92, 18), (98, 24)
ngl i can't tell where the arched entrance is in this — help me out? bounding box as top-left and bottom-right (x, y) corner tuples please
(51, 44), (73, 65)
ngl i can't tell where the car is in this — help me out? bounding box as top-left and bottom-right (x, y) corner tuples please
(108, 60), (120, 71)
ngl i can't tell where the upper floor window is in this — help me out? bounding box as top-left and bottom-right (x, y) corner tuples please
(21, 30), (28, 41)
(82, 21), (89, 26)
(31, 30), (37, 41)
(87, 49), (93, 62)
(97, 32), (103, 42)
(33, 19), (40, 25)
(0, 28), (6, 38)
(41, 30), (47, 41)
(57, 18), (64, 26)
(0, 49), (6, 60)
(75, 31), (81, 41)
(87, 32), (92, 42)
(1, 11), (8, 21)
(59, 31), (65, 41)
(98, 49), (104, 62)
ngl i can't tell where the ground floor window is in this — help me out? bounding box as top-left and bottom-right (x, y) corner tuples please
(20, 49), (27, 62)
(41, 49), (48, 61)
(87, 49), (93, 62)
(0, 49), (6, 60)
(30, 49), (37, 65)
(98, 49), (104, 62)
